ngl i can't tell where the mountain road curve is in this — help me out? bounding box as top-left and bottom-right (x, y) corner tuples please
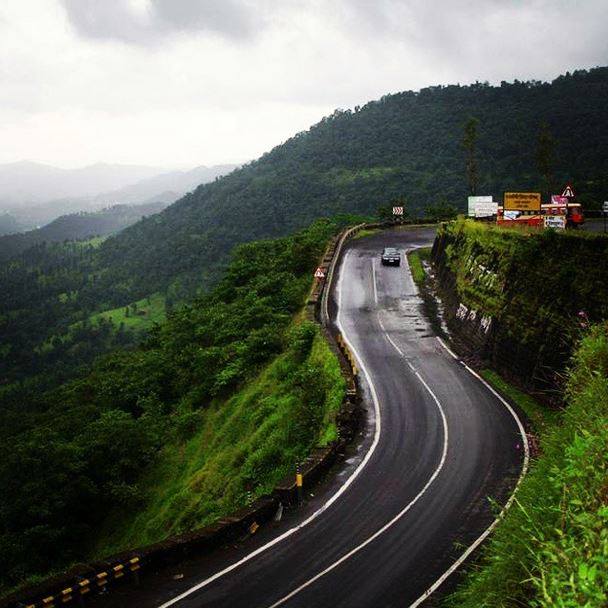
(93, 226), (527, 608)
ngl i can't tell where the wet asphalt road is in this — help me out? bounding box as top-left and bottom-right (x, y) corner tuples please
(96, 226), (525, 608)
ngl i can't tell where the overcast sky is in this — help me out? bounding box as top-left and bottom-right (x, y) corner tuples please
(1, 0), (606, 169)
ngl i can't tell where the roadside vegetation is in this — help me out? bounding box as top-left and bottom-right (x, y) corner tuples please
(407, 247), (431, 287)
(479, 369), (559, 433)
(449, 323), (608, 607)
(0, 217), (350, 594)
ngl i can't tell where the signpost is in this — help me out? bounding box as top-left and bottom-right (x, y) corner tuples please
(467, 195), (493, 217)
(504, 192), (541, 212)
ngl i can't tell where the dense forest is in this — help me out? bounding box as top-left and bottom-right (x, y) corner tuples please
(0, 217), (350, 591)
(0, 202), (168, 262)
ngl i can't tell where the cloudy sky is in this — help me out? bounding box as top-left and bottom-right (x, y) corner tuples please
(1, 0), (606, 169)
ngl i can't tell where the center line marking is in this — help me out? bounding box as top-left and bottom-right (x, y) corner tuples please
(371, 258), (378, 304)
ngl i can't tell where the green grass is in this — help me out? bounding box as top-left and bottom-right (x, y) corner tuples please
(448, 324), (608, 607)
(479, 369), (560, 432)
(88, 293), (166, 331)
(92, 325), (345, 556)
(407, 247), (431, 287)
(353, 228), (380, 239)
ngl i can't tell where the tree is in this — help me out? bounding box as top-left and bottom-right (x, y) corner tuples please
(463, 117), (479, 195)
(536, 121), (555, 199)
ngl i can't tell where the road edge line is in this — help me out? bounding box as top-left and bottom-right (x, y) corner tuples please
(406, 338), (531, 608)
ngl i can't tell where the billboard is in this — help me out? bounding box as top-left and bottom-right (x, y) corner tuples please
(504, 192), (541, 211)
(468, 195), (493, 217)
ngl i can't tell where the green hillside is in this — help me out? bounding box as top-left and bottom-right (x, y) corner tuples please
(0, 202), (167, 262)
(0, 217), (348, 592)
(96, 67), (608, 300)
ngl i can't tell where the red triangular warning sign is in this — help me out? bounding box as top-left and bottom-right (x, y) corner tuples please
(314, 267), (325, 279)
(561, 184), (575, 198)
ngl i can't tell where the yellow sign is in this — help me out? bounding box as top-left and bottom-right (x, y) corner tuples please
(504, 192), (541, 211)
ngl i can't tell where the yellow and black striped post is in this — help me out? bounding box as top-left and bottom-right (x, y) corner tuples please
(296, 465), (303, 506)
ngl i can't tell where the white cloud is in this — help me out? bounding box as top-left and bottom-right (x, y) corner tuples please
(0, 0), (606, 168)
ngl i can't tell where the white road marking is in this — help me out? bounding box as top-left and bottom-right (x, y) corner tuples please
(407, 338), (531, 607)
(371, 258), (378, 304)
(436, 336), (458, 360)
(157, 250), (383, 608)
(266, 352), (449, 608)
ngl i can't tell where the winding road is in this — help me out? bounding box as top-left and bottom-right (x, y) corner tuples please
(98, 226), (527, 608)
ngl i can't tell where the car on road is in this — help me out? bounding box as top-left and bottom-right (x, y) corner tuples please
(381, 247), (401, 266)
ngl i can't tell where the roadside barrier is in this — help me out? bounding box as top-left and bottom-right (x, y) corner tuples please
(4, 221), (395, 608)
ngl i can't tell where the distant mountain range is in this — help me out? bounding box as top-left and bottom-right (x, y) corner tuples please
(0, 162), (239, 229)
(0, 202), (169, 261)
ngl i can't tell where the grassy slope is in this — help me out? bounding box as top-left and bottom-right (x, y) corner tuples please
(407, 247), (431, 287)
(88, 292), (166, 332)
(93, 326), (344, 556)
(448, 324), (608, 607)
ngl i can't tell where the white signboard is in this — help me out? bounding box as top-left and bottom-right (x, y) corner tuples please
(468, 196), (493, 217)
(392, 206), (404, 216)
(474, 202), (498, 218)
(603, 201), (608, 213)
(544, 216), (566, 230)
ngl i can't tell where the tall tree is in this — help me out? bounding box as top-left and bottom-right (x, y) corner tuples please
(536, 121), (555, 199)
(463, 117), (479, 195)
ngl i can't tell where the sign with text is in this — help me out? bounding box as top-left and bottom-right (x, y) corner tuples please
(474, 202), (498, 218)
(603, 201), (608, 213)
(392, 206), (404, 216)
(551, 195), (569, 205)
(467, 195), (493, 216)
(504, 192), (541, 211)
(544, 216), (566, 230)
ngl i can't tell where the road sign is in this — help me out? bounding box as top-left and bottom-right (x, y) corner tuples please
(544, 216), (566, 230)
(551, 195), (569, 205)
(314, 267), (325, 279)
(392, 206), (404, 216)
(467, 195), (493, 217)
(603, 201), (608, 213)
(562, 184), (575, 198)
(504, 192), (541, 212)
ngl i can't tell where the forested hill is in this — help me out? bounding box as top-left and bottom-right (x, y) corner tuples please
(97, 67), (608, 299)
(0, 202), (167, 261)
